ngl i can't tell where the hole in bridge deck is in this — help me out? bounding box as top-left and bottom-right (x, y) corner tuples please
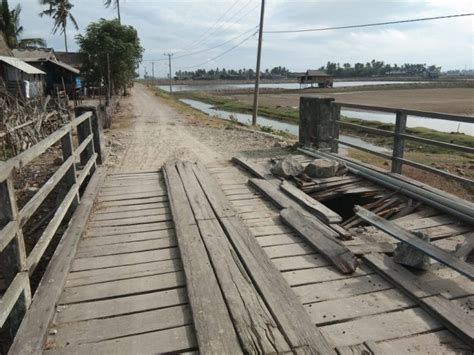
(319, 194), (377, 221)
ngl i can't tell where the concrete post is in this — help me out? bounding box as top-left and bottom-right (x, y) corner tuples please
(299, 97), (339, 153)
(75, 105), (105, 164)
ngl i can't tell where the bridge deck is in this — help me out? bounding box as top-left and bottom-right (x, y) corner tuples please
(11, 155), (473, 354)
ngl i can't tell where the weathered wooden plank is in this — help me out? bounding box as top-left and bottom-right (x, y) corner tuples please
(66, 258), (182, 287)
(92, 206), (170, 221)
(281, 208), (358, 274)
(50, 305), (192, 347)
(43, 325), (197, 355)
(95, 201), (169, 214)
(88, 213), (172, 228)
(272, 254), (328, 271)
(60, 271), (185, 304)
(97, 190), (166, 202)
(163, 162), (242, 354)
(249, 224), (293, 236)
(86, 221), (173, 237)
(56, 288), (188, 324)
(192, 161), (336, 354)
(80, 228), (174, 247)
(257, 233), (302, 247)
(364, 253), (474, 347)
(283, 264), (371, 287)
(9, 168), (107, 355)
(320, 308), (442, 347)
(231, 156), (274, 179)
(264, 242), (315, 259)
(281, 180), (342, 223)
(356, 206), (474, 279)
(97, 195), (168, 208)
(71, 247), (180, 271)
(76, 237), (177, 258)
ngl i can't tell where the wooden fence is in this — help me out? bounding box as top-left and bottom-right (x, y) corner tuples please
(0, 108), (103, 341)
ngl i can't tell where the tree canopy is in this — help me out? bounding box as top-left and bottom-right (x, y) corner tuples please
(39, 0), (78, 52)
(77, 19), (143, 94)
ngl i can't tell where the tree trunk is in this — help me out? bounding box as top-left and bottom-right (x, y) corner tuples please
(117, 0), (121, 24)
(64, 29), (68, 52)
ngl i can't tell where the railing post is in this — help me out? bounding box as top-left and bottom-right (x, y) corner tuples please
(61, 132), (80, 209)
(299, 97), (338, 152)
(76, 114), (96, 172)
(392, 110), (407, 174)
(0, 176), (31, 338)
(75, 105), (105, 165)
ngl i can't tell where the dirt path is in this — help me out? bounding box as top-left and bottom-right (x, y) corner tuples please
(106, 84), (288, 172)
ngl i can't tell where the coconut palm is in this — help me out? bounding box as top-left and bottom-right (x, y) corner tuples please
(39, 0), (78, 52)
(0, 0), (46, 48)
(104, 0), (121, 24)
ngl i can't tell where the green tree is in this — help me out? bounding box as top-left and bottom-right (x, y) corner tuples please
(0, 0), (46, 48)
(77, 19), (143, 95)
(39, 0), (78, 52)
(104, 0), (121, 24)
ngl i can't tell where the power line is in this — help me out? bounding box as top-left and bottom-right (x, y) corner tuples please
(176, 30), (258, 70)
(264, 13), (474, 34)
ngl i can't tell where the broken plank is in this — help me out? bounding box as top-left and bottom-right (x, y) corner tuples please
(163, 162), (242, 354)
(280, 180), (342, 224)
(356, 206), (474, 279)
(281, 208), (358, 274)
(231, 156), (273, 179)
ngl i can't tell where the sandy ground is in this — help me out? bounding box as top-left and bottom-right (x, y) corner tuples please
(228, 88), (474, 115)
(104, 84), (289, 172)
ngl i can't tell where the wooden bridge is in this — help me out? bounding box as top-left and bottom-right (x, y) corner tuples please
(1, 99), (473, 354)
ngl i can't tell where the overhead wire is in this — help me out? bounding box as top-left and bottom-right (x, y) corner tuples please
(264, 13), (474, 34)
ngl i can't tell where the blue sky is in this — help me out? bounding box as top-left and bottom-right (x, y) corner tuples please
(14, 0), (474, 76)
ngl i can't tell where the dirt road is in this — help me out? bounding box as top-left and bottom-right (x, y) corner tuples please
(105, 84), (287, 172)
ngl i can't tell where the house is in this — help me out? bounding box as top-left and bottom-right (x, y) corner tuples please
(55, 51), (82, 70)
(13, 48), (81, 96)
(298, 70), (333, 88)
(0, 55), (45, 98)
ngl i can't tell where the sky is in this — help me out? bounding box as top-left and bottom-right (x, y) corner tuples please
(13, 0), (474, 77)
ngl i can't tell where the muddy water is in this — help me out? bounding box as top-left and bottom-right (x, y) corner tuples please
(181, 99), (390, 153)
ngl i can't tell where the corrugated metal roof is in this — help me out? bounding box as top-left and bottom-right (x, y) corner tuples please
(0, 56), (46, 75)
(12, 48), (56, 61)
(51, 60), (80, 75)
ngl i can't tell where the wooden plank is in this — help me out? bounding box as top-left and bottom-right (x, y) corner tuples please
(86, 221), (173, 237)
(97, 195), (168, 208)
(177, 161), (291, 353)
(257, 233), (302, 247)
(9, 168), (107, 355)
(272, 254), (328, 271)
(80, 228), (174, 247)
(0, 272), (29, 327)
(320, 308), (442, 347)
(281, 180), (342, 223)
(281, 208), (358, 274)
(192, 161), (336, 354)
(264, 242), (315, 259)
(66, 258), (182, 287)
(231, 156), (272, 179)
(71, 247), (180, 271)
(76, 237), (177, 258)
(364, 253), (474, 347)
(92, 206), (170, 221)
(95, 201), (169, 214)
(97, 190), (166, 202)
(43, 325), (196, 355)
(50, 305), (192, 347)
(56, 288), (188, 324)
(163, 162), (242, 354)
(283, 264), (371, 287)
(60, 271), (185, 304)
(356, 206), (474, 279)
(88, 213), (172, 227)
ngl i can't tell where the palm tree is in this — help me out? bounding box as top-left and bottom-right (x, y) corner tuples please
(0, 0), (46, 48)
(39, 0), (78, 52)
(104, 0), (121, 24)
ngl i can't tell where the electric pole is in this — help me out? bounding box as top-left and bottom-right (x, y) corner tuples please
(252, 0), (265, 126)
(152, 62), (155, 85)
(164, 53), (174, 94)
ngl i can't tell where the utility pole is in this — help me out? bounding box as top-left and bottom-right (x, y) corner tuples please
(152, 62), (155, 86)
(252, 0), (265, 126)
(164, 53), (174, 94)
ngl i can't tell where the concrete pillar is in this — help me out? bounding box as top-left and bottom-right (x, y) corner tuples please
(299, 97), (339, 153)
(75, 105), (106, 164)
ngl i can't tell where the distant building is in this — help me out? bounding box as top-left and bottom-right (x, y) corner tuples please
(0, 55), (45, 99)
(298, 70), (333, 88)
(55, 51), (83, 70)
(13, 48), (81, 95)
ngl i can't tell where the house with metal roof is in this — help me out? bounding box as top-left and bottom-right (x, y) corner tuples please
(0, 55), (46, 99)
(298, 70), (333, 88)
(13, 48), (81, 96)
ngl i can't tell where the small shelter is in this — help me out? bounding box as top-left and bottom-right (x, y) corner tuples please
(0, 55), (45, 99)
(13, 48), (81, 96)
(55, 51), (83, 70)
(298, 70), (333, 88)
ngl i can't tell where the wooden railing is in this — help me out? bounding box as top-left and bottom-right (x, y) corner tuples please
(0, 108), (103, 340)
(332, 102), (474, 187)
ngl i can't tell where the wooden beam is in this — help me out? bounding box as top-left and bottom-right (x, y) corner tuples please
(364, 253), (474, 347)
(355, 206), (474, 279)
(9, 167), (107, 355)
(163, 162), (242, 354)
(192, 162), (336, 354)
(281, 208), (358, 274)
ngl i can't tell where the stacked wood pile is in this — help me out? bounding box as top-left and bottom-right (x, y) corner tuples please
(0, 93), (70, 157)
